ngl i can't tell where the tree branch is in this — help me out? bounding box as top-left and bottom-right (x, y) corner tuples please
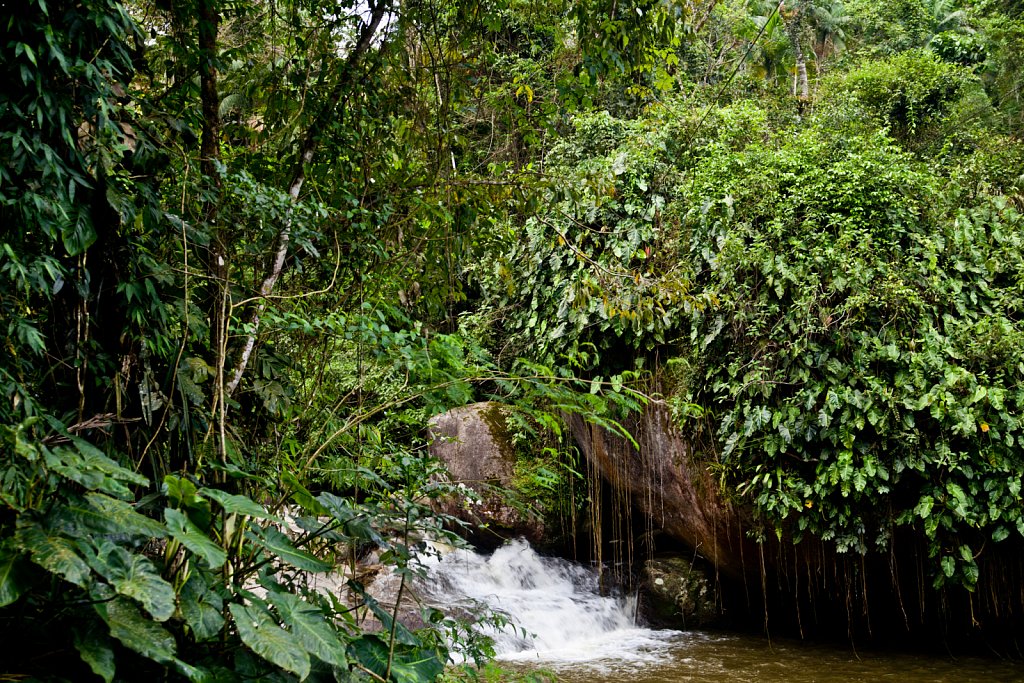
(226, 1), (390, 397)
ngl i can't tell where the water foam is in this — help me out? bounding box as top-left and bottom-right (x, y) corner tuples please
(419, 539), (684, 668)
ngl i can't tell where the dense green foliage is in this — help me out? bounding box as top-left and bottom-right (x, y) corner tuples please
(5, 0), (1024, 677)
(0, 0), (658, 679)
(685, 111), (1024, 587)
(481, 0), (1024, 601)
(485, 110), (705, 364)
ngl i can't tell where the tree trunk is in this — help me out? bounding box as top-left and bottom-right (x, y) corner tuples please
(782, 2), (809, 101)
(197, 0), (230, 465)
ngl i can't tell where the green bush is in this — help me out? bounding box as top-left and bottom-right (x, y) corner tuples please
(680, 120), (1024, 589)
(831, 50), (975, 144)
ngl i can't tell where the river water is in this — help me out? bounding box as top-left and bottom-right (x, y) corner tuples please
(419, 540), (1024, 682)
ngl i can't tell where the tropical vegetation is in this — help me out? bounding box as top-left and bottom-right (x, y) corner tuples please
(3, 0), (1024, 679)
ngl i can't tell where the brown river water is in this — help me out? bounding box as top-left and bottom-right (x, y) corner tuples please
(542, 631), (1024, 683)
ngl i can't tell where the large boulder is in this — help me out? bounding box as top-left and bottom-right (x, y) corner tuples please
(428, 402), (545, 548)
(568, 400), (1024, 643)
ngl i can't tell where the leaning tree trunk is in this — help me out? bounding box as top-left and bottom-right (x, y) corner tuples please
(225, 0), (390, 397)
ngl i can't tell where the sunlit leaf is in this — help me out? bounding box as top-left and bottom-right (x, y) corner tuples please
(85, 493), (167, 538)
(199, 487), (278, 520)
(16, 522), (90, 587)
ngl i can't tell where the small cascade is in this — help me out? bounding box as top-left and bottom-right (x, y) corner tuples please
(418, 539), (684, 667)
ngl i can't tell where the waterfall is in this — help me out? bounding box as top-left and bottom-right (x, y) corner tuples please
(418, 539), (684, 668)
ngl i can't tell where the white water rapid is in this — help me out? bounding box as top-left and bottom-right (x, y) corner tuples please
(418, 539), (686, 670)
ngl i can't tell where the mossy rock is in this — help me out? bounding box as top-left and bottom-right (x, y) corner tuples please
(638, 556), (720, 629)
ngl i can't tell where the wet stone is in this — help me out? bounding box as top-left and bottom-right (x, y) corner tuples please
(638, 556), (721, 629)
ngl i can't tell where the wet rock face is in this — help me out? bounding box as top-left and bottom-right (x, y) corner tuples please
(638, 556), (721, 629)
(568, 403), (756, 582)
(428, 402), (545, 548)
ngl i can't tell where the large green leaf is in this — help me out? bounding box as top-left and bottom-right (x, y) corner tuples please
(290, 514), (345, 542)
(199, 487), (278, 521)
(0, 543), (26, 607)
(165, 508), (227, 569)
(62, 212), (97, 255)
(179, 574), (225, 641)
(49, 501), (114, 537)
(74, 626), (116, 683)
(45, 438), (147, 498)
(251, 527), (332, 573)
(265, 590), (348, 667)
(282, 472), (328, 516)
(388, 646), (446, 683)
(100, 597), (177, 664)
(85, 493), (168, 538)
(347, 634), (445, 683)
(346, 635), (391, 680)
(229, 602), (311, 679)
(317, 493), (388, 548)
(171, 658), (214, 682)
(164, 475), (212, 530)
(16, 522), (91, 587)
(87, 541), (176, 621)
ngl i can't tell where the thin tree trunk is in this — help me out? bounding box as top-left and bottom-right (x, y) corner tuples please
(198, 0), (229, 465)
(198, 1), (221, 182)
(792, 38), (809, 100)
(690, 0), (719, 37)
(225, 0), (389, 397)
(782, 2), (809, 100)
